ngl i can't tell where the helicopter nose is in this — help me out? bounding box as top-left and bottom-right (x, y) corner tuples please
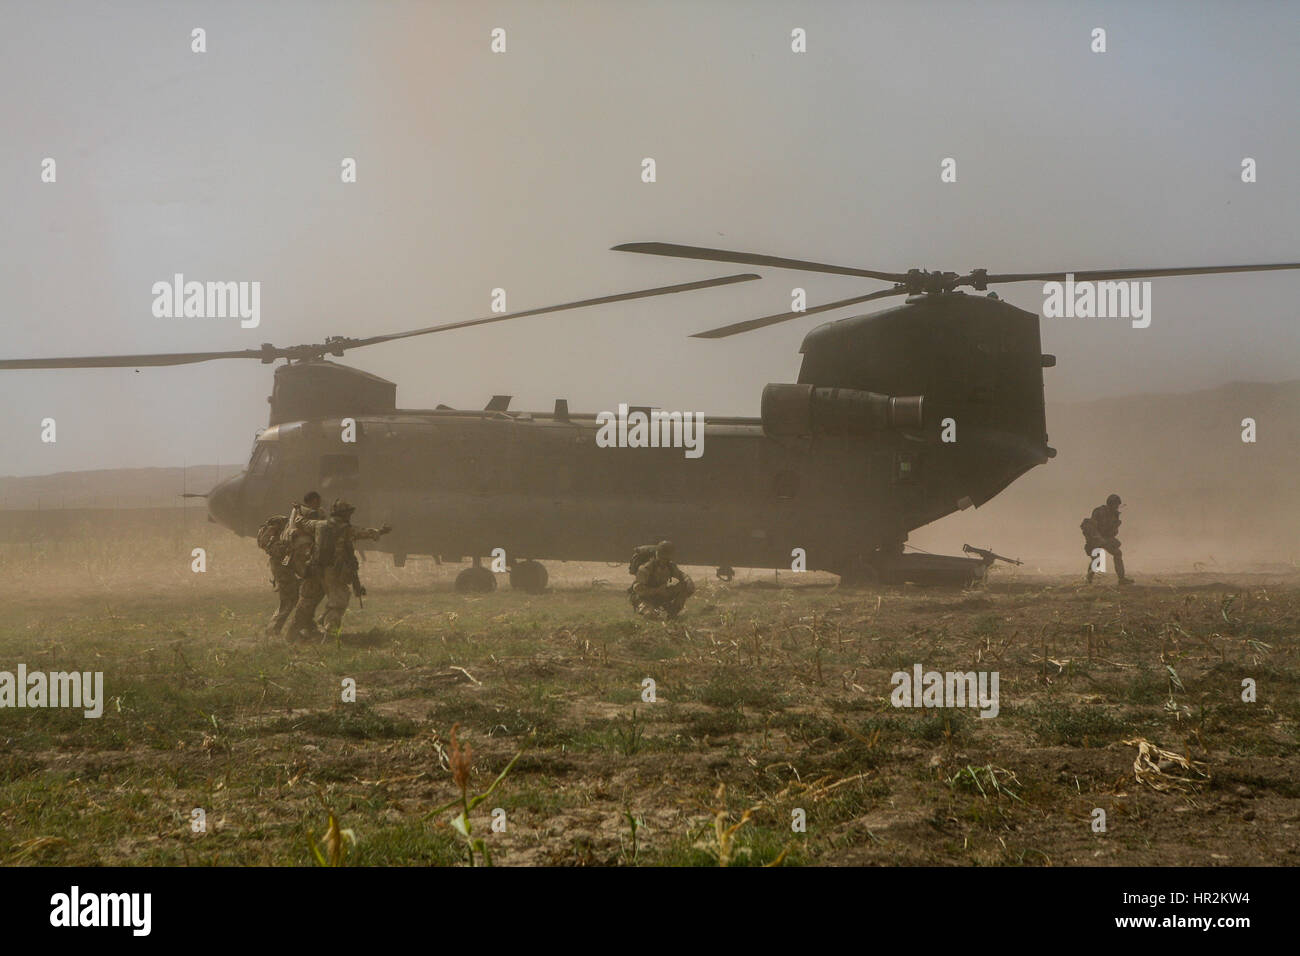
(206, 474), (244, 532)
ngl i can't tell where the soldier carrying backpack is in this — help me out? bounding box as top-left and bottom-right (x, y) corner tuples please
(291, 498), (391, 641)
(261, 491), (324, 638)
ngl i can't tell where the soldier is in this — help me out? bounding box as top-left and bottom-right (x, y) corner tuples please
(267, 491), (323, 638)
(629, 539), (696, 620)
(1081, 493), (1130, 585)
(294, 499), (391, 640)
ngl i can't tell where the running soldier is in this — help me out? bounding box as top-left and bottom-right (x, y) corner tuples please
(257, 511), (294, 637)
(1081, 493), (1131, 585)
(258, 491), (323, 638)
(291, 499), (391, 640)
(628, 540), (695, 620)
(265, 491), (324, 638)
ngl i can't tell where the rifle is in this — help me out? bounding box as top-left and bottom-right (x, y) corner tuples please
(344, 553), (366, 608)
(962, 544), (1023, 567)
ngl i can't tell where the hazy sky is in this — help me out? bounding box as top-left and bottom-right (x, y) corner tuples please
(2, 0), (1297, 478)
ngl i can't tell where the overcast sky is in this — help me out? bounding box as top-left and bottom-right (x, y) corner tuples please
(2, 0), (1297, 478)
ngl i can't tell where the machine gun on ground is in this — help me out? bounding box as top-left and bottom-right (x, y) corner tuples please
(962, 544), (1023, 568)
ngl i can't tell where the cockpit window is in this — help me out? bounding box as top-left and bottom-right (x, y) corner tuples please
(249, 444), (278, 477)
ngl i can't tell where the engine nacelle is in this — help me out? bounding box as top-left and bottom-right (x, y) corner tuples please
(761, 383), (924, 438)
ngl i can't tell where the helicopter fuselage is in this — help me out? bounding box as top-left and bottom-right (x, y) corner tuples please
(207, 291), (1056, 576)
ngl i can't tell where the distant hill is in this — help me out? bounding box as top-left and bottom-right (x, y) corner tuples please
(0, 465), (243, 511)
(3, 381), (1296, 571)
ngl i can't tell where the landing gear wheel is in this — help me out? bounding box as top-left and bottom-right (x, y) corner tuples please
(455, 565), (497, 593)
(716, 566), (735, 582)
(509, 560), (549, 593)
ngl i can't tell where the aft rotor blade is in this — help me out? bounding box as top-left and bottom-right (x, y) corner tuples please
(0, 348), (274, 370)
(613, 242), (909, 283)
(344, 273), (760, 348)
(980, 262), (1300, 284)
(691, 285), (909, 339)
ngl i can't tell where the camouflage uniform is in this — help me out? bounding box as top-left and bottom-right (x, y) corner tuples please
(267, 556), (300, 637)
(290, 569), (327, 642)
(629, 541), (695, 620)
(269, 501), (323, 637)
(1082, 494), (1128, 584)
(291, 500), (389, 639)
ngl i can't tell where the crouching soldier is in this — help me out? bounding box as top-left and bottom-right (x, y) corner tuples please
(629, 540), (695, 620)
(296, 499), (391, 640)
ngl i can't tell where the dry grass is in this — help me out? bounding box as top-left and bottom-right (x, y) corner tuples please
(1, 515), (1298, 866)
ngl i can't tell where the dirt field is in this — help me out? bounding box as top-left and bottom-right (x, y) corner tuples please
(2, 520), (1298, 866)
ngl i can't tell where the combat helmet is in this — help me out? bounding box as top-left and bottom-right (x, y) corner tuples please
(656, 539), (675, 557)
(1106, 494), (1121, 508)
(331, 499), (356, 518)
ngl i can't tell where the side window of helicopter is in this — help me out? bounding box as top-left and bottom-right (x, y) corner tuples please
(773, 470), (799, 500)
(893, 452), (918, 483)
(320, 453), (359, 490)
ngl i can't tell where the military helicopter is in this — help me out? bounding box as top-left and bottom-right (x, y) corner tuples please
(5, 247), (1298, 591)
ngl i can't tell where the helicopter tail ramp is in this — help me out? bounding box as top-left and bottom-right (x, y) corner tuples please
(795, 292), (1055, 531)
(875, 552), (988, 586)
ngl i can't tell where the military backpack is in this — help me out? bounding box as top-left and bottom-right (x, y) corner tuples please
(629, 544), (658, 576)
(312, 519), (342, 569)
(256, 515), (290, 559)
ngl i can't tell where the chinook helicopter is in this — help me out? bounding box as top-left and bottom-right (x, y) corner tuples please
(5, 247), (1298, 591)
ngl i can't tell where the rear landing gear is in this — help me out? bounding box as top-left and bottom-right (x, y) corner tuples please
(715, 566), (735, 582)
(455, 560), (497, 593)
(509, 560), (549, 593)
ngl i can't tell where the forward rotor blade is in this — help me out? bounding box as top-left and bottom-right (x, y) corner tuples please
(613, 242), (909, 283)
(980, 262), (1300, 284)
(1, 275), (759, 369)
(343, 273), (760, 348)
(0, 348), (273, 370)
(691, 285), (909, 339)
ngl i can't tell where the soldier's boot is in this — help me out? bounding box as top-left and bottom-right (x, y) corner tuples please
(319, 608), (346, 641)
(288, 611), (324, 643)
(1113, 552), (1130, 585)
(635, 600), (667, 621)
(1085, 559), (1094, 584)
